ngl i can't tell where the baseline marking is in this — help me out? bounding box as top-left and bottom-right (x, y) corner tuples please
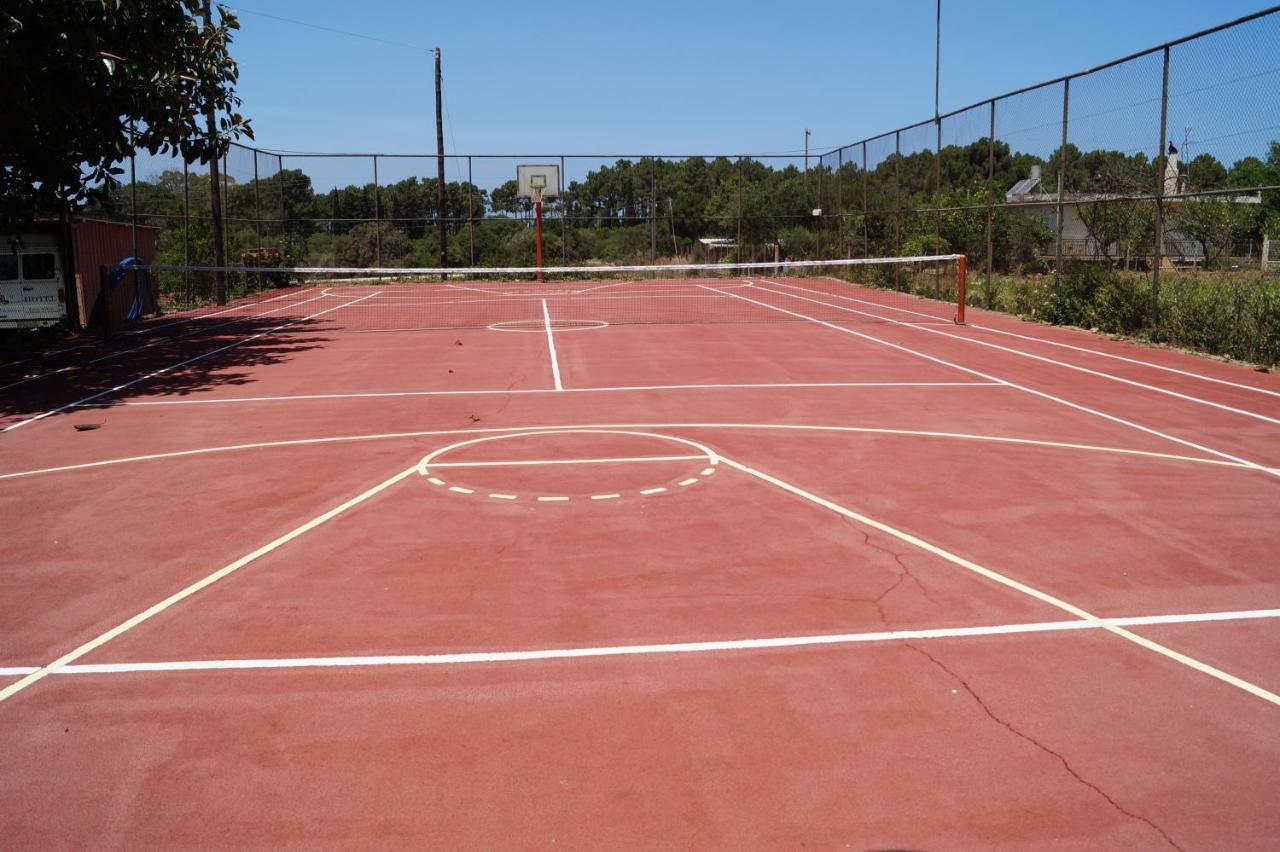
(720, 453), (1280, 706)
(542, 299), (563, 391)
(2, 608), (1276, 677)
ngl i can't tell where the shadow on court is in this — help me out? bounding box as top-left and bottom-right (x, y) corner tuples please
(0, 315), (339, 429)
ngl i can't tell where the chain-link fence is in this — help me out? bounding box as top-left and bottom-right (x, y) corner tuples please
(91, 7), (1280, 360)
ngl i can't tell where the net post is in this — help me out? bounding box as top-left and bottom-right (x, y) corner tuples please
(954, 255), (967, 325)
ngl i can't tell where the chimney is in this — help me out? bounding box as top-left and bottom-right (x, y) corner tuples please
(1030, 165), (1042, 183)
(1164, 144), (1179, 195)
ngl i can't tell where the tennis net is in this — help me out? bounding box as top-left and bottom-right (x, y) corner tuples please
(122, 255), (967, 335)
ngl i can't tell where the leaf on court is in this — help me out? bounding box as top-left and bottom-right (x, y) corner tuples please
(73, 423), (102, 431)
(455, 340), (464, 346)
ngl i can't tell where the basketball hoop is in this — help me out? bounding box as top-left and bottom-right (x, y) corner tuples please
(517, 165), (560, 283)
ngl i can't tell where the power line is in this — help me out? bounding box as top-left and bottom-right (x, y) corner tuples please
(224, 5), (434, 54)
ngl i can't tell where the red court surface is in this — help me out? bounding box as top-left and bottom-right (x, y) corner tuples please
(2, 275), (1279, 849)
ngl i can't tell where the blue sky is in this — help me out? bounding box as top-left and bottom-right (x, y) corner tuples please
(224, 0), (1268, 157)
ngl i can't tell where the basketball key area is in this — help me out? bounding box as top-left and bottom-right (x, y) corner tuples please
(1, 259), (1279, 848)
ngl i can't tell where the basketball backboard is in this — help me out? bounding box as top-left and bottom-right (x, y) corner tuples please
(517, 164), (560, 199)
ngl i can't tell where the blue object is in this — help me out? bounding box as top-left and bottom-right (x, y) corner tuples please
(91, 258), (151, 326)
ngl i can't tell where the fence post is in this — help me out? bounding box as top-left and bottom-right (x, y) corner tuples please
(986, 99), (996, 309)
(861, 143), (868, 259)
(467, 156), (475, 267)
(1054, 79), (1069, 283)
(278, 154), (288, 259)
(934, 116), (943, 291)
(836, 147), (844, 258)
(1152, 46), (1171, 328)
(650, 157), (658, 261)
(183, 159), (191, 307)
(894, 130), (902, 288)
(560, 155), (568, 266)
(253, 150), (262, 245)
(372, 155), (382, 267)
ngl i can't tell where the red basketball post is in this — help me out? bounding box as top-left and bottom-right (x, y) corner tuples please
(535, 196), (544, 283)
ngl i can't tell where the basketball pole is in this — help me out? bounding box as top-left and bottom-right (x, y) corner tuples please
(535, 191), (544, 283)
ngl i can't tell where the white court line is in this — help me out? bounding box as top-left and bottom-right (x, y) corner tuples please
(0, 293), (378, 434)
(0, 459), (422, 703)
(716, 283), (1280, 479)
(973, 322), (1280, 399)
(82, 381), (1000, 407)
(541, 298), (563, 391)
(425, 454), (708, 469)
(719, 453), (1280, 706)
(772, 280), (1280, 427)
(2, 609), (1276, 677)
(572, 281), (629, 294)
(811, 276), (1280, 400)
(3, 421), (1271, 484)
(0, 291), (333, 395)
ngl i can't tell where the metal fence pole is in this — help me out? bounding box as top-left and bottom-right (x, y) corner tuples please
(372, 155), (382, 266)
(986, 99), (996, 309)
(560, 155), (568, 265)
(836, 148), (844, 258)
(222, 152), (230, 264)
(183, 159), (191, 305)
(278, 154), (288, 259)
(650, 157), (658, 261)
(467, 156), (475, 266)
(1054, 80), (1070, 283)
(253, 151), (262, 245)
(1152, 46), (1171, 328)
(894, 131), (902, 287)
(934, 117), (942, 290)
(862, 143), (868, 258)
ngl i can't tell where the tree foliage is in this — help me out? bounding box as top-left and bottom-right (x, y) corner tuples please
(0, 0), (251, 225)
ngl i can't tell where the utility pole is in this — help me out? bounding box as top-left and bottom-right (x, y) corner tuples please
(203, 1), (227, 304)
(935, 0), (942, 121)
(804, 128), (811, 172)
(435, 47), (447, 278)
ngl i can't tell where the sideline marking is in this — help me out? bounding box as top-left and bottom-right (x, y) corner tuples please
(720, 453), (1280, 706)
(0, 293), (379, 434)
(0, 460), (422, 703)
(971, 321), (1280, 399)
(542, 299), (563, 391)
(81, 380), (999, 407)
(2, 608), (1277, 677)
(4, 422), (1273, 483)
(773, 280), (1280, 427)
(715, 284), (1280, 479)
